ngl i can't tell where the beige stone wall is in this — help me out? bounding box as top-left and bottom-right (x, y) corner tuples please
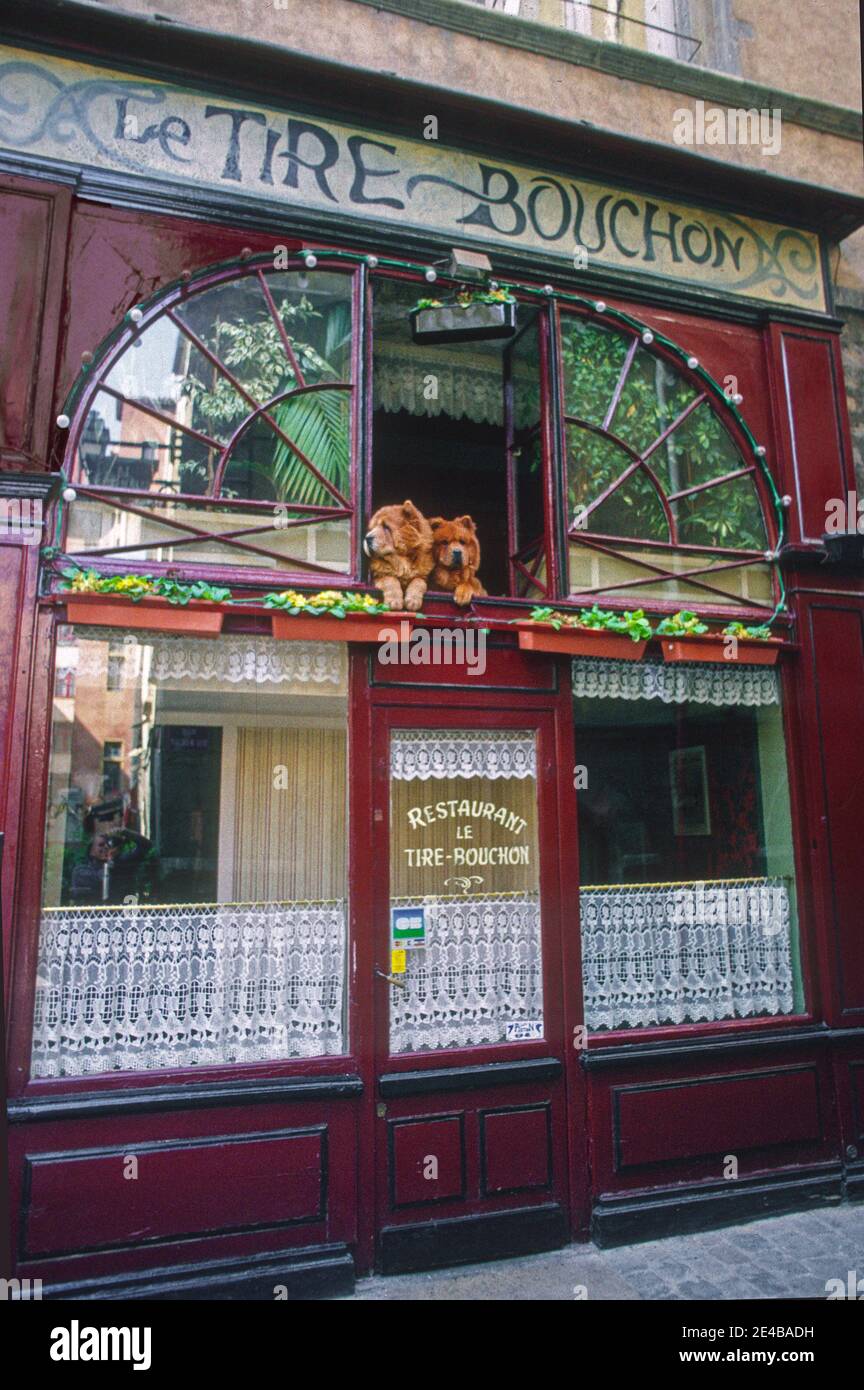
(735, 0), (861, 111)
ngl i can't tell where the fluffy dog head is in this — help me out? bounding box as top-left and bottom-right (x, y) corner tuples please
(430, 515), (481, 574)
(364, 500), (433, 567)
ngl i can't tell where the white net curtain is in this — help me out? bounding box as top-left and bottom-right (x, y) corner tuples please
(580, 878), (794, 1030)
(573, 655), (795, 1030)
(31, 901), (346, 1077)
(571, 656), (780, 707)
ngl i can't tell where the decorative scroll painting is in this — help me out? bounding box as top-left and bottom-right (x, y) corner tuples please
(0, 46), (826, 309)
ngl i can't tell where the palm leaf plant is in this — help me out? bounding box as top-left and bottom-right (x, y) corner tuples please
(180, 295), (351, 506)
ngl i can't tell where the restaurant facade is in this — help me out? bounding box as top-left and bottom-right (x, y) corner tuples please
(1, 3), (864, 1298)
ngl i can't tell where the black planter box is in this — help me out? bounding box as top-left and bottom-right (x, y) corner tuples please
(410, 301), (517, 345)
(822, 530), (864, 568)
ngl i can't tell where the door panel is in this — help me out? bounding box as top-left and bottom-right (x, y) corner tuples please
(372, 708), (571, 1270)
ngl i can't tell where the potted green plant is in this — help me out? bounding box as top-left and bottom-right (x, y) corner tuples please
(60, 569), (231, 636)
(409, 287), (517, 345)
(657, 610), (781, 665)
(265, 588), (414, 642)
(515, 604), (653, 660)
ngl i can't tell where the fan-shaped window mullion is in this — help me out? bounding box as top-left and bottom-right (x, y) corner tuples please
(214, 382), (353, 507)
(255, 269), (307, 389)
(167, 307), (351, 508)
(64, 259), (357, 578)
(566, 417), (674, 541)
(601, 336), (639, 431)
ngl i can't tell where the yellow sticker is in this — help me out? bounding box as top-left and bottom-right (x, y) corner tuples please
(391, 948), (407, 975)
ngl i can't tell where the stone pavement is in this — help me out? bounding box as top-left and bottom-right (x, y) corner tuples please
(341, 1203), (864, 1300)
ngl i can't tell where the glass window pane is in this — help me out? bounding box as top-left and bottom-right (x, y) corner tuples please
(675, 472), (767, 550)
(567, 429), (669, 541)
(78, 270), (354, 513)
(64, 494), (351, 574)
(610, 347), (697, 458)
(560, 316), (632, 424)
(32, 630), (350, 1077)
(389, 730), (543, 1053)
(172, 270), (351, 401)
(664, 397), (744, 477)
(574, 686), (803, 1030)
(221, 387), (351, 507)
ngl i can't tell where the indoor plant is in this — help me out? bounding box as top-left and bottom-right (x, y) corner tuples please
(515, 604), (653, 660)
(657, 610), (781, 665)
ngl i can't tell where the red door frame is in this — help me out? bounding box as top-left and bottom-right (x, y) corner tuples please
(354, 649), (588, 1268)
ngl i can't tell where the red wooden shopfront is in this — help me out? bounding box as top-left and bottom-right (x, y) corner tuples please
(2, 20), (864, 1299)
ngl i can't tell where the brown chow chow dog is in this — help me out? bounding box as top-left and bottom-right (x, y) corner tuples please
(364, 500), (434, 611)
(430, 515), (487, 607)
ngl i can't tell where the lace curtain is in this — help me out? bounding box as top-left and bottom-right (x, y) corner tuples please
(390, 895), (543, 1053)
(72, 631), (347, 690)
(580, 878), (794, 1030)
(31, 901), (346, 1077)
(391, 731), (537, 780)
(149, 636), (345, 688)
(572, 657), (780, 706)
(374, 348), (538, 429)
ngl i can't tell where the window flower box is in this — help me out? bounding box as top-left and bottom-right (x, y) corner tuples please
(265, 589), (415, 642)
(656, 611), (781, 666)
(514, 605), (651, 661)
(270, 610), (415, 643)
(660, 634), (781, 666)
(514, 622), (648, 661)
(63, 592), (226, 636)
(409, 300), (517, 345)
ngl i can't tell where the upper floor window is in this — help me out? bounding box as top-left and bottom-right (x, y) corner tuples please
(464, 0), (698, 60)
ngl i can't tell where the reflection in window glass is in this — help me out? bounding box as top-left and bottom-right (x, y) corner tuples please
(70, 267), (354, 576)
(561, 317), (632, 425)
(65, 491), (351, 574)
(609, 347), (697, 457)
(574, 677), (803, 1031)
(389, 730), (543, 1053)
(567, 429), (668, 541)
(32, 630), (350, 1077)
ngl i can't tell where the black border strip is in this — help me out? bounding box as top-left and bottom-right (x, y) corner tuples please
(8, 1073), (364, 1122)
(580, 1024), (864, 1070)
(591, 1164), (844, 1246)
(379, 1057), (562, 1096)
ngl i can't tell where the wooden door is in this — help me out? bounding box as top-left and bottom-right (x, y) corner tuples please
(369, 700), (579, 1272)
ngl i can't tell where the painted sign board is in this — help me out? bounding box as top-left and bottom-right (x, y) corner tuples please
(0, 46), (826, 310)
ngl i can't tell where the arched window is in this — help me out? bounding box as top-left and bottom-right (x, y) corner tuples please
(63, 257), (357, 579)
(559, 312), (775, 610)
